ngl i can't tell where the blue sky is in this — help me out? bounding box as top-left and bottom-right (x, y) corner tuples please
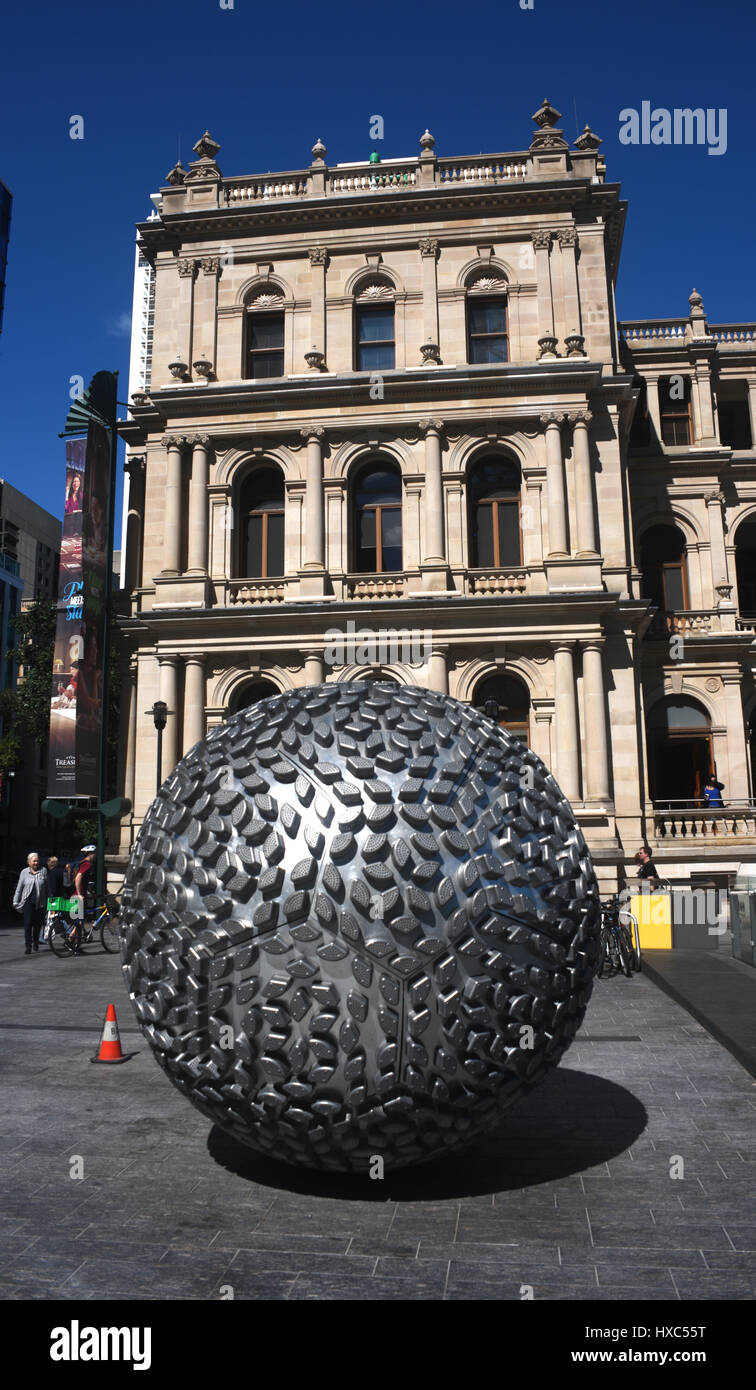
(0, 0), (753, 525)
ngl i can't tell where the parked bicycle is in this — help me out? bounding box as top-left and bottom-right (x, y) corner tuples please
(45, 894), (120, 957)
(598, 896), (641, 978)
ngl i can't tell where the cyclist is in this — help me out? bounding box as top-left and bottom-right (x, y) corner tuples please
(70, 844), (97, 953)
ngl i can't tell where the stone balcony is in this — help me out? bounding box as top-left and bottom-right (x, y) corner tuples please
(651, 801), (756, 843)
(645, 609), (745, 639)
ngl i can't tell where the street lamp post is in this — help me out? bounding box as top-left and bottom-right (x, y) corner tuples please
(151, 701), (168, 797)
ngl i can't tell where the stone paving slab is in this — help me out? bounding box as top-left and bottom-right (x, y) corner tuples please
(0, 921), (755, 1301)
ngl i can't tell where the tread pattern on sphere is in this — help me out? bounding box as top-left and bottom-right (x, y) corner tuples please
(120, 682), (601, 1171)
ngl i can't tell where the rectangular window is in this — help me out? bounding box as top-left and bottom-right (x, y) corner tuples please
(356, 305), (395, 371)
(717, 399), (752, 449)
(659, 377), (692, 445)
(245, 312), (284, 379)
(468, 298), (508, 364)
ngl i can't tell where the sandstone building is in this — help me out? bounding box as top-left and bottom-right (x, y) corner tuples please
(117, 101), (756, 901)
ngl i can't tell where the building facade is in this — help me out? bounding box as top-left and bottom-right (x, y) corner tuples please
(117, 103), (756, 903)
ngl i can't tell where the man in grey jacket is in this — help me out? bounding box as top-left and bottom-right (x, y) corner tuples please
(13, 853), (48, 954)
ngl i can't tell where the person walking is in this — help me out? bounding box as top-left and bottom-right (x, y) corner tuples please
(635, 845), (661, 889)
(13, 853), (49, 955)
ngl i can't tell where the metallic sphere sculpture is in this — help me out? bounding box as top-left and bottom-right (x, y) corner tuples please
(121, 682), (600, 1171)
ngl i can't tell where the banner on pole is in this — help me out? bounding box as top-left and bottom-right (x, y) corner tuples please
(47, 421), (111, 797)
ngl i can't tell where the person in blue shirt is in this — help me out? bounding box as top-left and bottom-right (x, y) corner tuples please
(703, 776), (725, 808)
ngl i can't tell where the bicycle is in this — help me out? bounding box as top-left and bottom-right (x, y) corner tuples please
(598, 897), (641, 978)
(46, 894), (120, 956)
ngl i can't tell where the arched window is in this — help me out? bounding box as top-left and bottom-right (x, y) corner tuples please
(237, 467), (284, 578)
(243, 288), (285, 379)
(646, 697), (712, 804)
(231, 679), (280, 716)
(474, 673), (530, 743)
(468, 456), (521, 568)
(353, 278), (395, 370)
(466, 271), (508, 364)
(353, 462), (402, 573)
(735, 519), (756, 618)
(658, 376), (692, 445)
(639, 524), (689, 611)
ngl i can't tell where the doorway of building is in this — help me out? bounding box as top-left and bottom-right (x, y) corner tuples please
(231, 679), (280, 716)
(647, 697), (713, 804)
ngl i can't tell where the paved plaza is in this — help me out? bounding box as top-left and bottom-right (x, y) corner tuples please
(0, 921), (754, 1302)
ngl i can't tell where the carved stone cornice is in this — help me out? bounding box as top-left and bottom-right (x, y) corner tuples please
(176, 258), (196, 279)
(531, 230), (552, 251)
(300, 425), (326, 443)
(419, 237), (439, 259)
(308, 247), (328, 266)
(418, 418), (444, 436)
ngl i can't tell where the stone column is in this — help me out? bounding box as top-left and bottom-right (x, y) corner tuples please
(531, 230), (554, 346)
(192, 256), (220, 377)
(581, 640), (610, 802)
(721, 672), (751, 801)
(160, 436), (186, 575)
(187, 435), (211, 574)
(419, 238), (440, 360)
(158, 655), (180, 779)
(705, 490), (729, 595)
(646, 376), (663, 445)
(569, 410), (598, 556)
(748, 380), (756, 447)
(121, 655), (138, 815)
(552, 640), (580, 802)
(175, 258), (196, 379)
(183, 656), (206, 754)
(427, 646), (449, 694)
(556, 228), (582, 343)
(123, 454), (145, 592)
(419, 418), (445, 562)
(301, 426), (325, 569)
(303, 651), (324, 685)
(307, 247), (328, 367)
(541, 413), (568, 556)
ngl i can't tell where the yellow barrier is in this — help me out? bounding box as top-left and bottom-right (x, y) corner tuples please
(629, 892), (672, 950)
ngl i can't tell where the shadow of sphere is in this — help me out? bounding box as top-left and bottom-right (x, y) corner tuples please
(207, 1067), (647, 1202)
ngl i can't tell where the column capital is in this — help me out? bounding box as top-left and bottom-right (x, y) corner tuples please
(551, 638), (576, 653)
(556, 227), (578, 249)
(300, 425), (326, 443)
(540, 411), (565, 429)
(125, 454), (145, 476)
(308, 246), (328, 266)
(177, 257), (197, 279)
(581, 636), (605, 652)
(419, 236), (439, 259)
(418, 417), (444, 436)
(183, 653), (206, 667)
(567, 409), (593, 427)
(161, 434), (188, 450)
(156, 652), (180, 667)
(199, 256), (220, 277)
(189, 434), (211, 448)
(531, 229), (552, 251)
(705, 489), (725, 506)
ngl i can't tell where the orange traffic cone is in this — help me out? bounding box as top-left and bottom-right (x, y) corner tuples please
(90, 1003), (135, 1064)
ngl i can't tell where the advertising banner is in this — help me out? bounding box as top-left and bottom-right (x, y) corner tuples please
(47, 421), (110, 797)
